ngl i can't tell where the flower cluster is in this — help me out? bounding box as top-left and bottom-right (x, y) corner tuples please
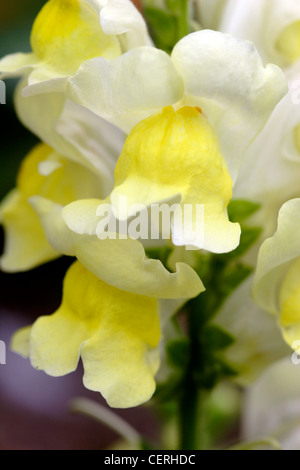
(1, 0), (300, 420)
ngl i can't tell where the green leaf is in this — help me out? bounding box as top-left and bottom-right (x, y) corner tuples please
(228, 199), (261, 223)
(167, 338), (190, 369)
(203, 325), (235, 351)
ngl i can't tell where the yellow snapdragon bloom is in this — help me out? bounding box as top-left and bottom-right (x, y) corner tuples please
(12, 261), (161, 408)
(110, 105), (239, 252)
(0, 143), (103, 271)
(0, 0), (149, 94)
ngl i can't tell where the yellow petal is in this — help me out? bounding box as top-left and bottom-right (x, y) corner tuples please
(82, 328), (160, 408)
(111, 106), (240, 253)
(73, 234), (204, 298)
(11, 326), (32, 358)
(18, 143), (102, 204)
(17, 261), (160, 408)
(0, 143), (103, 271)
(0, 189), (59, 272)
(30, 0), (121, 76)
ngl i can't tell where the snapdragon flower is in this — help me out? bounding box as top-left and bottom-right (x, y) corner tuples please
(0, 1), (292, 412)
(12, 261), (161, 408)
(198, 0), (300, 71)
(0, 143), (104, 271)
(66, 29), (287, 253)
(253, 199), (300, 350)
(0, 0), (150, 95)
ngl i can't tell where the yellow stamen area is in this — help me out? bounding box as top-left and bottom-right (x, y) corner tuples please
(276, 20), (300, 63)
(30, 0), (121, 75)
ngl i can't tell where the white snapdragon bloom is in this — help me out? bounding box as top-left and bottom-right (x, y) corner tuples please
(215, 0), (300, 72)
(64, 29), (286, 254)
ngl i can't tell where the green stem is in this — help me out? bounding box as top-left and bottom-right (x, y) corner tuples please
(179, 377), (199, 450)
(179, 302), (202, 450)
(177, 0), (189, 40)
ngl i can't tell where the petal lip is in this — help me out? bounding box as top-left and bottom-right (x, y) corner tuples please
(16, 261), (161, 408)
(253, 198), (300, 315)
(73, 235), (204, 299)
(67, 47), (184, 134)
(0, 52), (38, 79)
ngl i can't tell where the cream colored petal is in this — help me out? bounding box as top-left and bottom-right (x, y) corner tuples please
(29, 197), (75, 256)
(216, 277), (290, 385)
(232, 87), (300, 242)
(68, 47), (184, 133)
(73, 235), (204, 298)
(98, 0), (152, 49)
(171, 30), (288, 181)
(253, 199), (300, 315)
(16, 80), (117, 189)
(0, 53), (37, 78)
(220, 0), (300, 66)
(62, 199), (102, 235)
(56, 99), (124, 187)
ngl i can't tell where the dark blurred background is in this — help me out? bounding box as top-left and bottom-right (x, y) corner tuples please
(0, 0), (158, 450)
